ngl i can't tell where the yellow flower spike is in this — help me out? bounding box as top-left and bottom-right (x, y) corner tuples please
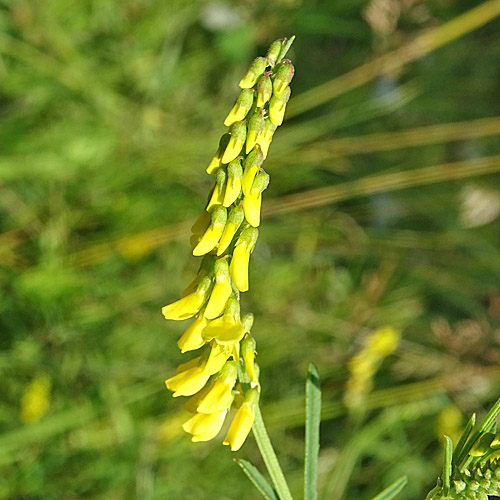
(206, 134), (230, 174)
(269, 85), (291, 126)
(204, 258), (232, 319)
(224, 89), (255, 127)
(177, 313), (210, 353)
(241, 335), (258, 384)
(203, 341), (232, 375)
(202, 297), (245, 346)
(221, 121), (247, 164)
(230, 226), (258, 292)
(206, 168), (227, 212)
(196, 361), (237, 414)
(216, 205), (244, 256)
(242, 146), (264, 196)
(256, 73), (273, 107)
(246, 110), (265, 154)
(165, 363), (210, 397)
(223, 388), (260, 451)
(243, 171), (269, 228)
(162, 276), (212, 320)
(182, 410), (228, 442)
(239, 57), (268, 89)
(193, 206), (227, 256)
(223, 159), (243, 207)
(256, 118), (277, 159)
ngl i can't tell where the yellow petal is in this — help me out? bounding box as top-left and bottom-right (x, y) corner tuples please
(203, 342), (232, 375)
(230, 243), (250, 292)
(184, 380), (215, 413)
(176, 356), (201, 373)
(165, 366), (209, 397)
(193, 225), (224, 256)
(223, 177), (242, 207)
(203, 316), (245, 346)
(245, 129), (259, 154)
(221, 138), (244, 164)
(162, 292), (206, 321)
(242, 165), (259, 197)
(223, 405), (255, 451)
(182, 410), (227, 442)
(216, 222), (237, 256)
(191, 211), (211, 236)
(204, 280), (232, 320)
(197, 380), (234, 414)
(206, 184), (225, 212)
(177, 315), (209, 353)
(243, 192), (262, 227)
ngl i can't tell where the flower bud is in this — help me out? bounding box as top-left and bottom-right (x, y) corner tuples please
(206, 167), (227, 212)
(206, 134), (230, 174)
(269, 85), (291, 126)
(265, 39), (283, 66)
(217, 205), (245, 256)
(256, 74), (272, 107)
(221, 121), (247, 164)
(239, 57), (268, 89)
(242, 145), (264, 196)
(243, 171), (269, 227)
(256, 118), (277, 159)
(193, 206), (227, 256)
(272, 59), (294, 98)
(204, 258), (232, 319)
(224, 89), (255, 127)
(245, 109), (265, 154)
(223, 159), (243, 207)
(230, 226), (259, 291)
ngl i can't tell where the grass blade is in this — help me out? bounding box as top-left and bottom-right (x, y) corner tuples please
(442, 436), (453, 496)
(236, 459), (279, 500)
(369, 476), (408, 500)
(452, 413), (476, 467)
(304, 363), (321, 500)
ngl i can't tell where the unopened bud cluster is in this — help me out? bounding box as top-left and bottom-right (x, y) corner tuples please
(162, 37), (295, 450)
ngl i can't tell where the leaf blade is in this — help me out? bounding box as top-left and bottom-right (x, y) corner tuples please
(369, 476), (408, 500)
(236, 459), (279, 500)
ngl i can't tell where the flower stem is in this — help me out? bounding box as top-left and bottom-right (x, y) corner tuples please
(252, 405), (294, 500)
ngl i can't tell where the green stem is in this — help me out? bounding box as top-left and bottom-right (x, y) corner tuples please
(252, 405), (294, 500)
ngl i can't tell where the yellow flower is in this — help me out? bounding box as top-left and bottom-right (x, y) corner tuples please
(182, 410), (228, 442)
(193, 206), (227, 256)
(216, 205), (244, 256)
(224, 89), (254, 127)
(203, 341), (232, 375)
(204, 258), (232, 320)
(186, 361), (237, 414)
(241, 335), (258, 384)
(243, 171), (269, 228)
(268, 86), (291, 126)
(242, 146), (264, 196)
(223, 388), (259, 451)
(221, 121), (247, 164)
(222, 159), (243, 207)
(206, 134), (230, 174)
(20, 375), (50, 424)
(165, 358), (210, 397)
(229, 227), (258, 292)
(177, 314), (209, 353)
(203, 298), (245, 346)
(246, 111), (265, 154)
(256, 118), (277, 159)
(162, 276), (212, 321)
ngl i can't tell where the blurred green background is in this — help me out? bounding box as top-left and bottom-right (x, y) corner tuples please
(1, 0), (500, 499)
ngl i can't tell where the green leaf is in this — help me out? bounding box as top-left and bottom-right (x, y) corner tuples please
(369, 476), (408, 500)
(236, 459), (278, 500)
(304, 363), (321, 500)
(442, 436), (453, 495)
(452, 413), (476, 467)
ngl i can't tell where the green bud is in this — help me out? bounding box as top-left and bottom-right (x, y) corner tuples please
(224, 296), (241, 317)
(239, 57), (268, 89)
(468, 480), (480, 491)
(214, 257), (230, 280)
(266, 39), (283, 66)
(219, 360), (238, 381)
(207, 134), (230, 174)
(269, 85), (291, 126)
(250, 171), (270, 195)
(244, 387), (260, 406)
(211, 205), (228, 228)
(246, 110), (265, 153)
(454, 480), (467, 494)
(257, 118), (277, 159)
(272, 59), (295, 98)
(236, 225), (259, 251)
(206, 167), (227, 211)
(222, 121), (247, 164)
(242, 313), (254, 332)
(224, 89), (255, 127)
(277, 35), (295, 62)
(256, 74), (273, 107)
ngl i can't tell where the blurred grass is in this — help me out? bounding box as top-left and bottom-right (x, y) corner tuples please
(1, 1), (500, 499)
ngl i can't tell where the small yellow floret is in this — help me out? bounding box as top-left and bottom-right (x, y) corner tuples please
(193, 225), (224, 256)
(165, 365), (210, 397)
(203, 342), (232, 375)
(223, 403), (255, 451)
(243, 192), (262, 227)
(230, 243), (250, 292)
(203, 315), (245, 346)
(182, 410), (227, 442)
(242, 165), (259, 197)
(216, 222), (237, 256)
(204, 280), (232, 319)
(162, 291), (207, 321)
(177, 315), (209, 352)
(223, 177), (242, 207)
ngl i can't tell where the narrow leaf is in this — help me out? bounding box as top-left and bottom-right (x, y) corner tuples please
(442, 436), (453, 495)
(369, 476), (408, 500)
(452, 413), (476, 467)
(304, 363), (321, 500)
(236, 459), (278, 500)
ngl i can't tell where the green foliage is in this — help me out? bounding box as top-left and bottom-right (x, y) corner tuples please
(1, 0), (500, 499)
